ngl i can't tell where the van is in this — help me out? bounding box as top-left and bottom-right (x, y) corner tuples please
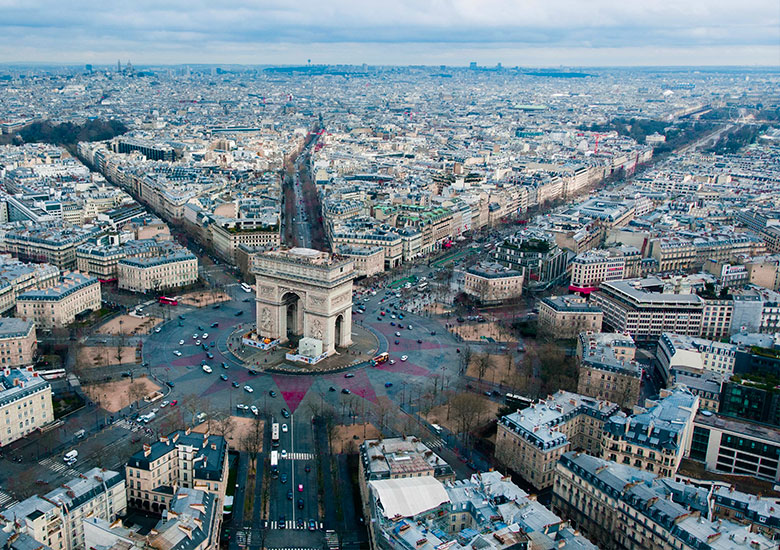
(64, 450), (78, 462)
(431, 424), (443, 434)
(196, 412), (207, 423)
(74, 429), (86, 439)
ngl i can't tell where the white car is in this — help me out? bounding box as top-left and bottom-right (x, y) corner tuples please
(389, 359), (396, 365)
(202, 333), (208, 339)
(192, 334), (198, 339)
(391, 314), (396, 319)
(401, 355), (408, 362)
(179, 340), (184, 345)
(281, 450), (288, 459)
(395, 332), (401, 337)
(151, 407), (159, 414)
(282, 424), (288, 433)
(408, 325), (413, 330)
(236, 403), (248, 410)
(160, 401), (169, 408)
(202, 365), (213, 373)
(244, 385), (254, 393)
(250, 405), (259, 416)
(154, 327), (161, 333)
(173, 350), (182, 357)
(195, 340), (201, 346)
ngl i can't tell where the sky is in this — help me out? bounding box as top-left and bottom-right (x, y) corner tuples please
(1, 0), (778, 66)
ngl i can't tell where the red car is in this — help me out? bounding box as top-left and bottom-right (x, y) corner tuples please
(170, 400), (178, 406)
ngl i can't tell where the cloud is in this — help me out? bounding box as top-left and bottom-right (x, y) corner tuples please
(0, 0), (777, 65)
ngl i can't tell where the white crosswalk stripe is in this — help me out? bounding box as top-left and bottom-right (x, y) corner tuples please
(267, 520), (320, 530)
(39, 457), (81, 478)
(114, 419), (135, 430)
(284, 452), (313, 461)
(0, 490), (18, 508)
(425, 437), (445, 449)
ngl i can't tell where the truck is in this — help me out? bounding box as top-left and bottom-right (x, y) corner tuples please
(64, 450), (78, 463)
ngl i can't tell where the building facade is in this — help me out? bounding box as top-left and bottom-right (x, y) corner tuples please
(16, 272), (101, 328)
(0, 366), (53, 448)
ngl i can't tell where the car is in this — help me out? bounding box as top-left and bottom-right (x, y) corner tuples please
(248, 369), (258, 375)
(179, 339), (185, 345)
(121, 371), (131, 377)
(212, 304), (220, 309)
(192, 334), (198, 339)
(484, 391), (492, 396)
(308, 519), (317, 531)
(456, 348), (461, 353)
(297, 498), (304, 510)
(282, 423), (288, 432)
(281, 408), (290, 418)
(206, 352), (214, 359)
(391, 314), (396, 319)
(389, 359), (396, 365)
(398, 314), (404, 319)
(178, 315), (185, 320)
(385, 382), (393, 387)
(430, 331), (437, 336)
(195, 340), (201, 346)
(341, 388), (351, 394)
(202, 365), (212, 373)
(202, 333), (208, 339)
(160, 400), (169, 408)
(166, 381), (175, 388)
(401, 355), (408, 362)
(281, 449), (288, 458)
(395, 340), (400, 345)
(250, 405), (259, 416)
(344, 373), (355, 378)
(234, 310), (244, 316)
(390, 321), (396, 326)
(221, 362), (228, 369)
(297, 517), (305, 528)
(232, 381), (239, 388)
(304, 464), (311, 473)
(151, 407), (159, 414)
(170, 400), (177, 406)
(377, 317), (382, 321)
(244, 385), (253, 393)
(236, 404), (247, 410)
(242, 298), (251, 303)
(395, 331), (401, 337)
(408, 325), (413, 330)
(278, 515), (286, 528)
(173, 350), (182, 357)
(287, 490), (293, 500)
(220, 374), (228, 381)
(329, 386), (336, 392)
(269, 390), (276, 397)
(154, 327), (161, 333)
(380, 311), (385, 316)
(210, 322), (219, 328)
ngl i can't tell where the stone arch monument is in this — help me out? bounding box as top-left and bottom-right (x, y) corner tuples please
(253, 247), (354, 356)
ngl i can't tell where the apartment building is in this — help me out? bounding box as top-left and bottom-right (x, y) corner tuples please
(493, 230), (567, 289)
(710, 485), (780, 540)
(0, 366), (53, 448)
(701, 298), (733, 340)
(331, 219), (403, 269)
(0, 254), (59, 313)
(495, 391), (619, 490)
(16, 272), (101, 328)
(118, 251), (198, 292)
(1, 226), (101, 270)
(125, 430), (228, 514)
(0, 468), (126, 550)
(657, 332), (737, 381)
(601, 388), (699, 477)
(576, 331), (641, 409)
(650, 237), (696, 273)
(553, 452), (776, 550)
(0, 318), (36, 367)
(568, 247), (636, 293)
(591, 277), (704, 342)
(538, 295), (603, 338)
(336, 245), (385, 278)
(462, 262), (524, 305)
(689, 412), (780, 484)
(210, 222), (280, 264)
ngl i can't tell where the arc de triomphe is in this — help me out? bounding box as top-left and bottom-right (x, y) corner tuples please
(252, 247), (354, 356)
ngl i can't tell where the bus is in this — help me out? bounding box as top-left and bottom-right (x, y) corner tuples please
(158, 296), (178, 306)
(371, 352), (389, 366)
(37, 368), (67, 380)
(417, 282), (428, 292)
(505, 393), (534, 410)
(271, 422), (280, 448)
(241, 283), (253, 293)
(270, 450), (279, 478)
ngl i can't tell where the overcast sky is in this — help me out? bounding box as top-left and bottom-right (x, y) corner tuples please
(1, 0), (778, 66)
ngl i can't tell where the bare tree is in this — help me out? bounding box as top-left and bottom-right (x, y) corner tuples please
(241, 415), (264, 470)
(460, 344), (472, 374)
(128, 381), (147, 407)
(450, 393), (488, 444)
(476, 352), (491, 381)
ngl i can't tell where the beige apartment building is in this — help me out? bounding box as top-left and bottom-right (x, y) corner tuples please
(0, 318), (36, 367)
(650, 237), (696, 273)
(125, 430), (229, 515)
(576, 331), (641, 409)
(463, 262), (524, 305)
(0, 366), (53, 448)
(210, 223), (280, 264)
(538, 295), (603, 338)
(16, 272), (101, 328)
(118, 251), (198, 292)
(336, 245), (385, 278)
(495, 391), (619, 490)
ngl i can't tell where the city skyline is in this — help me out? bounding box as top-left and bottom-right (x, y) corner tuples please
(1, 0), (778, 66)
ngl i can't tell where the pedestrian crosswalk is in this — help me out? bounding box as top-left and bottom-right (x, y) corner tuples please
(283, 452), (313, 461)
(39, 457), (80, 478)
(114, 419), (136, 430)
(268, 520), (323, 530)
(0, 489), (18, 508)
(425, 437), (445, 449)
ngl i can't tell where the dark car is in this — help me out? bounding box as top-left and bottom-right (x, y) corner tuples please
(385, 382), (393, 387)
(206, 352), (214, 359)
(220, 374), (228, 381)
(430, 331), (437, 335)
(234, 310), (244, 316)
(242, 298), (252, 303)
(377, 317), (382, 321)
(395, 340), (400, 345)
(341, 388), (351, 394)
(232, 381), (239, 388)
(417, 339), (423, 344)
(308, 519), (317, 531)
(329, 386), (336, 392)
(305, 464), (311, 473)
(166, 381), (175, 388)
(269, 390), (276, 397)
(211, 322), (219, 327)
(344, 373), (355, 378)
(248, 369), (258, 375)
(297, 517), (305, 528)
(121, 371), (132, 378)
(178, 315), (185, 320)
(297, 498), (304, 510)
(287, 490), (293, 500)
(197, 326), (204, 331)
(280, 473), (288, 483)
(278, 515), (286, 529)
(281, 408), (290, 418)
(221, 362), (228, 369)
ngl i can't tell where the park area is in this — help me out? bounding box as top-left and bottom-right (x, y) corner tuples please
(192, 416), (262, 452)
(331, 422), (380, 453)
(178, 290), (231, 307)
(97, 314), (161, 335)
(449, 321), (515, 343)
(78, 345), (138, 368)
(425, 394), (500, 435)
(84, 375), (160, 412)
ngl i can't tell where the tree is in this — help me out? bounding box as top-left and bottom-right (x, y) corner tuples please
(460, 345), (472, 375)
(450, 393), (488, 444)
(476, 352), (491, 381)
(241, 415), (264, 470)
(128, 381), (147, 407)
